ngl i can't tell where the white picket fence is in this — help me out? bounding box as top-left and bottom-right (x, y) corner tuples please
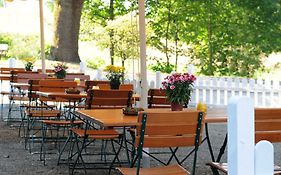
(5, 57), (280, 108)
(86, 69), (281, 108)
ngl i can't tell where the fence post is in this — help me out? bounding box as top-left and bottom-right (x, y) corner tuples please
(255, 140), (274, 175)
(187, 64), (195, 74)
(79, 61), (86, 73)
(155, 71), (161, 88)
(228, 96), (254, 175)
(8, 58), (16, 68)
(96, 69), (102, 80)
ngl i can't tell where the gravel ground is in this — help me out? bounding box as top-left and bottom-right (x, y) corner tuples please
(2, 104), (280, 175)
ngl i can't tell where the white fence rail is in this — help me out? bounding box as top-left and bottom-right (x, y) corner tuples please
(86, 69), (281, 107)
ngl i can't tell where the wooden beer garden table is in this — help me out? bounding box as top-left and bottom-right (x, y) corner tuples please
(75, 107), (227, 127)
(75, 107), (228, 163)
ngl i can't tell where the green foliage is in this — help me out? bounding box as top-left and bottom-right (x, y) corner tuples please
(86, 57), (105, 70)
(81, 0), (280, 77)
(24, 62), (34, 71)
(147, 0), (281, 77)
(0, 33), (40, 59)
(95, 14), (140, 63)
(147, 0), (189, 68)
(44, 44), (52, 59)
(0, 33), (12, 46)
(81, 0), (132, 40)
(149, 57), (175, 74)
(0, 33), (12, 59)
(0, 0), (4, 8)
(45, 0), (54, 12)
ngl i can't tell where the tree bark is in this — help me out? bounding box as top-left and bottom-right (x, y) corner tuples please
(207, 0), (214, 75)
(109, 0), (115, 65)
(165, 0), (171, 66)
(51, 0), (84, 63)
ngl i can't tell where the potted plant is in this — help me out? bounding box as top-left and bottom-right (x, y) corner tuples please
(104, 65), (125, 89)
(54, 62), (68, 79)
(161, 72), (196, 111)
(22, 57), (35, 71)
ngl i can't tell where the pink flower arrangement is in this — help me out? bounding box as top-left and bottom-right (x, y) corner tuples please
(54, 62), (68, 79)
(161, 73), (196, 104)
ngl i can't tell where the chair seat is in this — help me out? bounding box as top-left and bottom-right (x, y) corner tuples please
(206, 162), (281, 174)
(71, 128), (120, 139)
(21, 104), (56, 108)
(43, 120), (84, 126)
(26, 110), (61, 117)
(117, 164), (189, 175)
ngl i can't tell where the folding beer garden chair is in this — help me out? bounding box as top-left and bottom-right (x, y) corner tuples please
(68, 89), (133, 174)
(117, 110), (205, 175)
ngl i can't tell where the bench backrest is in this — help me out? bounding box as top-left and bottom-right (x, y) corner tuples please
(86, 89), (133, 109)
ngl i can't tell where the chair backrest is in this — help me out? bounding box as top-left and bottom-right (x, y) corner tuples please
(65, 74), (90, 81)
(37, 69), (55, 73)
(119, 84), (134, 90)
(17, 73), (48, 83)
(255, 108), (281, 143)
(27, 79), (41, 100)
(134, 110), (205, 175)
(0, 67), (25, 74)
(136, 110), (205, 147)
(97, 83), (110, 90)
(86, 89), (133, 109)
(38, 79), (76, 92)
(10, 70), (38, 82)
(66, 72), (84, 75)
(148, 88), (170, 108)
(85, 80), (110, 91)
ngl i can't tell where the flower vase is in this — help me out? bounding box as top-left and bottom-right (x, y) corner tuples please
(55, 70), (66, 79)
(110, 80), (121, 89)
(171, 102), (183, 111)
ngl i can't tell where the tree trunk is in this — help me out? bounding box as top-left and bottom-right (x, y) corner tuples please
(175, 28), (178, 72)
(109, 0), (115, 65)
(207, 0), (214, 75)
(51, 0), (84, 63)
(165, 0), (172, 66)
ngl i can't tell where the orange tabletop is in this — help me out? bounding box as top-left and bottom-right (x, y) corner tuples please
(77, 109), (137, 127)
(76, 107), (227, 128)
(37, 92), (87, 100)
